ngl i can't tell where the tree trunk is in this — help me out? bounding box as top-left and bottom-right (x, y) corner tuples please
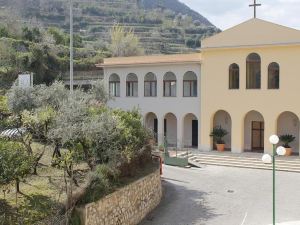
(80, 141), (94, 170)
(52, 144), (61, 159)
(16, 179), (20, 193)
(33, 147), (46, 175)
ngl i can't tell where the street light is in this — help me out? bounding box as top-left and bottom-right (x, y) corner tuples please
(262, 135), (286, 225)
(69, 0), (74, 93)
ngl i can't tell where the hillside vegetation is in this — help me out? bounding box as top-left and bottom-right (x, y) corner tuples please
(0, 0), (220, 54)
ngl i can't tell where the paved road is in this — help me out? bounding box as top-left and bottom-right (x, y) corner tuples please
(140, 165), (300, 225)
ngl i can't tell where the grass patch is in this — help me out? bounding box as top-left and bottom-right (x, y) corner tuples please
(0, 142), (89, 225)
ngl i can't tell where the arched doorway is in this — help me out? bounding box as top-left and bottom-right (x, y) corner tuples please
(183, 113), (198, 148)
(213, 110), (232, 151)
(164, 113), (177, 147)
(277, 112), (300, 155)
(145, 112), (158, 142)
(244, 111), (264, 152)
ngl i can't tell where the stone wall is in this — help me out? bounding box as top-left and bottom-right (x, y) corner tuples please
(83, 169), (162, 225)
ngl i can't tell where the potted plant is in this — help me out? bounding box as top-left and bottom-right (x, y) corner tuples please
(210, 126), (228, 152)
(279, 134), (296, 156)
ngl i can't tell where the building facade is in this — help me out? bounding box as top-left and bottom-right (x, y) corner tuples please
(100, 54), (201, 148)
(98, 18), (300, 156)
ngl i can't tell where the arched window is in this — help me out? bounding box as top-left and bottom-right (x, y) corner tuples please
(229, 64), (239, 89)
(126, 73), (138, 97)
(144, 72), (157, 97)
(163, 72), (176, 97)
(246, 53), (261, 89)
(183, 71), (197, 97)
(268, 62), (280, 89)
(109, 73), (120, 97)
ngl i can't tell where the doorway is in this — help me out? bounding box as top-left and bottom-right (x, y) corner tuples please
(251, 121), (264, 152)
(192, 120), (198, 147)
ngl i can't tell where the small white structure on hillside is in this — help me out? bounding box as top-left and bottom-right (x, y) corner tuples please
(18, 72), (33, 88)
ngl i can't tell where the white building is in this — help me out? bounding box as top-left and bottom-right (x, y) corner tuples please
(99, 54), (201, 149)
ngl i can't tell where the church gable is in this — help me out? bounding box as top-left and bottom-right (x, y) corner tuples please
(202, 18), (300, 49)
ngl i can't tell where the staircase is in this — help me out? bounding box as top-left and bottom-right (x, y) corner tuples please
(179, 151), (300, 173)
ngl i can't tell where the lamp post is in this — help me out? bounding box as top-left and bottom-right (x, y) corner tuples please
(69, 0), (74, 93)
(262, 135), (286, 225)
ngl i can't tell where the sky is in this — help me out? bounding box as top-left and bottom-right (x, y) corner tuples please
(180, 0), (300, 30)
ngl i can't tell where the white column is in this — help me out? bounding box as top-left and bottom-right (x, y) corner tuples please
(264, 116), (277, 155)
(157, 72), (163, 97)
(157, 115), (164, 147)
(177, 72), (183, 98)
(177, 115), (184, 149)
(120, 72), (127, 98)
(138, 72), (144, 98)
(231, 115), (244, 153)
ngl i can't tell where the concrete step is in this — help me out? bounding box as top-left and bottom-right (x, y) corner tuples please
(186, 153), (300, 173)
(189, 159), (300, 173)
(189, 155), (300, 167)
(191, 158), (300, 170)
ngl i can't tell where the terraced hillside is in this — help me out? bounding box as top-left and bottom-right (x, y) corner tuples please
(0, 0), (220, 54)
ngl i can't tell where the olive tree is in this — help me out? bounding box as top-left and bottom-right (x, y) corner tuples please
(0, 141), (32, 197)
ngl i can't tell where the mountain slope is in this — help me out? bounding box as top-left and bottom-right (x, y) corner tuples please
(140, 0), (213, 26)
(0, 0), (220, 54)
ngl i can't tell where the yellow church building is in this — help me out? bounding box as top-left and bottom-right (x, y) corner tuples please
(98, 18), (300, 156)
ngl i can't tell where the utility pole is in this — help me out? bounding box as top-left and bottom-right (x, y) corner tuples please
(69, 0), (74, 93)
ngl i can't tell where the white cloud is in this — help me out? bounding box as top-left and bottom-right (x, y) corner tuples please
(179, 0), (300, 30)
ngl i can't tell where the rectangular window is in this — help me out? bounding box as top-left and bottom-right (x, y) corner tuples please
(126, 82), (138, 97)
(109, 82), (120, 97)
(164, 81), (176, 97)
(183, 81), (197, 97)
(144, 81), (157, 97)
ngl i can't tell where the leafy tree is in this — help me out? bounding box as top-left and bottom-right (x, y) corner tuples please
(6, 85), (36, 115)
(0, 140), (32, 194)
(0, 26), (9, 38)
(0, 96), (9, 119)
(47, 27), (66, 46)
(6, 82), (69, 173)
(48, 27), (83, 48)
(22, 27), (42, 43)
(0, 42), (16, 73)
(109, 24), (144, 57)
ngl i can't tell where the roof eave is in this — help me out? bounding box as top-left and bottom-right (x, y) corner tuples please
(96, 60), (202, 68)
(201, 42), (300, 51)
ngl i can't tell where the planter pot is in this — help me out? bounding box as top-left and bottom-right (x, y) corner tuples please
(216, 144), (225, 152)
(285, 148), (293, 156)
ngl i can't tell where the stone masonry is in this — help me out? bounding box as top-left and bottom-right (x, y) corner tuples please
(84, 169), (162, 225)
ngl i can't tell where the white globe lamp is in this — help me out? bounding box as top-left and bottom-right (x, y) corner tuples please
(269, 135), (279, 145)
(262, 154), (272, 164)
(276, 146), (286, 156)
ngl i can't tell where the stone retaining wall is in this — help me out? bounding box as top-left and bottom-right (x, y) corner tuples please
(83, 169), (162, 225)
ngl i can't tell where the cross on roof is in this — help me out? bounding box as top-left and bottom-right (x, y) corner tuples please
(249, 0), (261, 18)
